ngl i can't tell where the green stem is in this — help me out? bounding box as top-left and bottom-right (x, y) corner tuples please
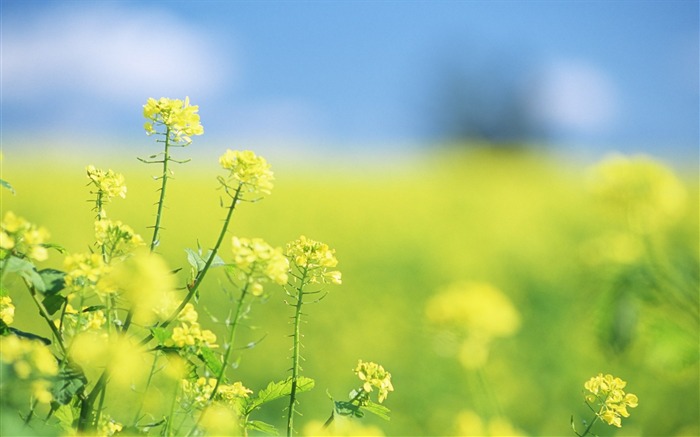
(575, 412), (600, 437)
(149, 129), (172, 252)
(138, 184), (242, 346)
(132, 352), (160, 427)
(188, 282), (250, 437)
(164, 376), (180, 437)
(286, 268), (308, 437)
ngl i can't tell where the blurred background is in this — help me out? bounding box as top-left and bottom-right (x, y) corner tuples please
(1, 1), (699, 436)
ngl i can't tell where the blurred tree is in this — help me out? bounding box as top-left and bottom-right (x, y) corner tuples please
(426, 52), (546, 148)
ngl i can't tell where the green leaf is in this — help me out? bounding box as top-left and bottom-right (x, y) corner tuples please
(334, 400), (363, 418)
(185, 248), (226, 273)
(360, 400), (391, 421)
(51, 362), (87, 406)
(249, 376), (315, 411)
(53, 405), (76, 433)
(151, 327), (171, 344)
(198, 346), (223, 376)
(3, 257), (45, 292)
(38, 269), (66, 295)
(42, 294), (66, 316)
(245, 420), (278, 435)
(0, 178), (15, 195)
(7, 327), (51, 345)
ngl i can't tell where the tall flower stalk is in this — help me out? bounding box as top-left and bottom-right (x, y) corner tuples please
(284, 236), (341, 436)
(140, 97), (203, 251)
(572, 373), (638, 436)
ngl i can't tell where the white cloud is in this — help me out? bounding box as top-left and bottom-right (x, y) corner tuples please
(530, 60), (618, 133)
(2, 4), (233, 103)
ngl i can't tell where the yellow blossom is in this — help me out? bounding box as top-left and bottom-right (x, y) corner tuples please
(86, 165), (127, 202)
(143, 97), (204, 144)
(0, 211), (50, 262)
(0, 335), (58, 403)
(230, 236), (289, 295)
(354, 360), (394, 403)
(219, 149), (275, 197)
(286, 235), (342, 286)
(1, 296), (15, 325)
(584, 373), (638, 428)
(94, 219), (145, 258)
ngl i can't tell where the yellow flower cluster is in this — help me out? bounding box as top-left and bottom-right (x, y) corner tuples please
(143, 97), (204, 144)
(0, 336), (58, 403)
(584, 373), (638, 428)
(86, 165), (127, 203)
(588, 154), (686, 232)
(180, 377), (251, 408)
(230, 236), (289, 295)
(94, 219), (145, 258)
(168, 303), (218, 350)
(0, 211), (50, 262)
(219, 149), (274, 197)
(63, 253), (114, 295)
(286, 235), (342, 285)
(354, 360), (394, 403)
(1, 296), (15, 325)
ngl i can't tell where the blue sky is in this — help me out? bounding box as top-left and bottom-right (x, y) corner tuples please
(1, 0), (698, 161)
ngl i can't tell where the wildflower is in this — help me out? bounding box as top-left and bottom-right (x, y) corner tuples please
(219, 149), (274, 197)
(170, 321), (218, 350)
(286, 235), (342, 286)
(86, 165), (127, 202)
(1, 296), (15, 325)
(94, 219), (145, 258)
(180, 377), (218, 408)
(58, 304), (107, 334)
(230, 236), (289, 295)
(143, 97), (204, 144)
(584, 373), (638, 428)
(0, 211), (50, 262)
(218, 381), (253, 403)
(354, 360), (394, 403)
(588, 154), (686, 232)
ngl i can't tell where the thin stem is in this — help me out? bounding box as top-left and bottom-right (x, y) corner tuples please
(188, 282), (250, 437)
(132, 351), (161, 427)
(164, 376), (180, 437)
(150, 128), (172, 251)
(286, 268), (308, 437)
(138, 184), (242, 346)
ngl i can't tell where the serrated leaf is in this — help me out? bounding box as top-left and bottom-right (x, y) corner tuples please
(360, 400), (391, 421)
(1, 178), (15, 194)
(38, 269), (66, 295)
(246, 420), (278, 435)
(249, 376), (315, 411)
(42, 294), (66, 315)
(198, 346), (223, 376)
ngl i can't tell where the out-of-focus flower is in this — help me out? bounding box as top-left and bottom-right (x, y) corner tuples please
(455, 410), (526, 436)
(584, 373), (638, 428)
(0, 211), (50, 262)
(64, 252), (114, 295)
(1, 296), (15, 325)
(588, 154), (686, 232)
(143, 97), (203, 144)
(303, 417), (386, 436)
(0, 335), (58, 403)
(354, 360), (394, 403)
(219, 149), (274, 197)
(230, 236), (288, 295)
(86, 165), (127, 203)
(286, 235), (341, 286)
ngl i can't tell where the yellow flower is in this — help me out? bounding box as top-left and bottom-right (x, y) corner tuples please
(143, 97), (204, 144)
(230, 236), (289, 295)
(0, 212), (50, 262)
(63, 252), (114, 295)
(0, 335), (58, 403)
(584, 373), (638, 428)
(0, 296), (15, 325)
(86, 165), (127, 210)
(354, 360), (394, 403)
(94, 219), (145, 258)
(219, 149), (275, 197)
(286, 235), (342, 286)
(218, 381), (253, 402)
